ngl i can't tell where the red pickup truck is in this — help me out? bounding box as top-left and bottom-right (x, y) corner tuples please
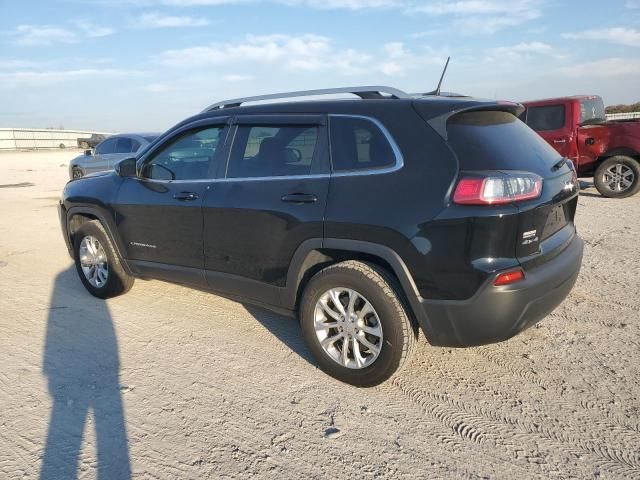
(520, 95), (640, 198)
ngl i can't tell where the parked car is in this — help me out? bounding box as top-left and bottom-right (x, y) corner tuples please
(520, 95), (640, 198)
(58, 86), (583, 386)
(69, 133), (159, 179)
(77, 133), (108, 150)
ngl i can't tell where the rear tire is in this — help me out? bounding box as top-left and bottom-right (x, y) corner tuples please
(594, 156), (640, 198)
(299, 261), (417, 387)
(73, 220), (134, 299)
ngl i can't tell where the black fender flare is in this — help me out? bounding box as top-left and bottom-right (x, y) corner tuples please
(65, 206), (134, 275)
(283, 238), (435, 342)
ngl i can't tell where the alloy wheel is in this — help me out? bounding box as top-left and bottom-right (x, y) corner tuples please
(603, 163), (635, 192)
(314, 287), (383, 369)
(79, 235), (109, 288)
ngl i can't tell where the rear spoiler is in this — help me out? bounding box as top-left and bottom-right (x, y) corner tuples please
(425, 101), (524, 140)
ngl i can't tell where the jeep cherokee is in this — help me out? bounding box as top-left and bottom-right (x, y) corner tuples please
(58, 86), (584, 387)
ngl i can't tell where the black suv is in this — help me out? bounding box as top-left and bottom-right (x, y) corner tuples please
(59, 86), (584, 386)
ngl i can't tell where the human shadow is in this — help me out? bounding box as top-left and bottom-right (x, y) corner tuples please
(40, 267), (130, 480)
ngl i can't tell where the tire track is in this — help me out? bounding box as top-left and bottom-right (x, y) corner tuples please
(390, 377), (640, 476)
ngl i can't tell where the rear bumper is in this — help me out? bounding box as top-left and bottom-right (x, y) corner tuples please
(420, 234), (584, 347)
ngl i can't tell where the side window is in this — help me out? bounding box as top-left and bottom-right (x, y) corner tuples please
(131, 139), (141, 152)
(525, 105), (566, 131)
(142, 126), (226, 181)
(227, 125), (318, 179)
(115, 137), (133, 154)
(95, 138), (116, 155)
(329, 117), (396, 172)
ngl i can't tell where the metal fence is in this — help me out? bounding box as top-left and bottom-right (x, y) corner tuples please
(605, 112), (640, 121)
(0, 128), (112, 151)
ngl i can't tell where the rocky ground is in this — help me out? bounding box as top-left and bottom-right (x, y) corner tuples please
(0, 151), (639, 479)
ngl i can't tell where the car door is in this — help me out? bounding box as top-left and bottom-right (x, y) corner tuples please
(114, 119), (230, 288)
(87, 137), (116, 174)
(202, 114), (330, 306)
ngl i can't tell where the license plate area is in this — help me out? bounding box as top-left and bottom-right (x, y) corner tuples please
(541, 204), (568, 240)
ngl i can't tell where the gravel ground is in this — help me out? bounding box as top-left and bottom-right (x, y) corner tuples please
(1, 150), (639, 479)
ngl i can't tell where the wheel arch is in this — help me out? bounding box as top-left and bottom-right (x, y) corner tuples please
(601, 148), (640, 161)
(284, 238), (435, 341)
(66, 206), (133, 275)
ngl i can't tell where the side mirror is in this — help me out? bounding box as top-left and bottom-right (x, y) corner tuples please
(115, 157), (137, 178)
(84, 149), (93, 156)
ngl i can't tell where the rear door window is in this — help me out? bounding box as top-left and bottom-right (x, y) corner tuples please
(329, 116), (396, 172)
(447, 111), (563, 176)
(115, 137), (133, 153)
(226, 125), (319, 179)
(95, 138), (116, 155)
(524, 105), (566, 131)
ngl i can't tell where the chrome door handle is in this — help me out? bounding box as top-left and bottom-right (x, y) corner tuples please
(281, 193), (318, 204)
(173, 192), (199, 201)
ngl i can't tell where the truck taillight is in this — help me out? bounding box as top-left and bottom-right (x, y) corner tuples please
(453, 172), (543, 205)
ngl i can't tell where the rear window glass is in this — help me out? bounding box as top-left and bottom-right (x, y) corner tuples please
(579, 96), (606, 124)
(330, 117), (396, 172)
(447, 111), (562, 176)
(524, 105), (565, 131)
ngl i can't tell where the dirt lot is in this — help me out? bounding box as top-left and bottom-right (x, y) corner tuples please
(0, 150), (639, 479)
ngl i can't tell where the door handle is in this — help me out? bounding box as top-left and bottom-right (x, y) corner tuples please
(173, 192), (199, 201)
(553, 139), (567, 144)
(281, 193), (318, 204)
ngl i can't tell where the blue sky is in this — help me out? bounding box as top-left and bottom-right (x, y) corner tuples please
(1, 0), (639, 132)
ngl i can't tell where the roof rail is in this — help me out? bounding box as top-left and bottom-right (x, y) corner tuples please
(201, 86), (410, 112)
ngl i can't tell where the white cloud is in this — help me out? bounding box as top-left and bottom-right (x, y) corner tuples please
(222, 74), (254, 81)
(562, 27), (640, 48)
(560, 58), (640, 78)
(158, 35), (443, 78)
(139, 12), (210, 28)
(11, 25), (77, 46)
(144, 82), (172, 92)
(279, 0), (399, 9)
(159, 34), (371, 74)
(75, 20), (116, 37)
(0, 69), (133, 87)
(409, 0), (541, 34)
(486, 41), (553, 61)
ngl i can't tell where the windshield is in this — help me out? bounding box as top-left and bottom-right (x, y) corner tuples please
(579, 96), (606, 124)
(144, 135), (159, 143)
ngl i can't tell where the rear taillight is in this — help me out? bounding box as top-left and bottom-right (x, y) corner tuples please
(494, 269), (525, 286)
(453, 172), (543, 205)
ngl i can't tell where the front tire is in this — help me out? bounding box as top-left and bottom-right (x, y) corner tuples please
(300, 261), (417, 387)
(73, 220), (134, 298)
(594, 156), (640, 198)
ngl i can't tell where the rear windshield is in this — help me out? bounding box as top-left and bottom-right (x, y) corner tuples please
(579, 96), (606, 125)
(447, 111), (563, 176)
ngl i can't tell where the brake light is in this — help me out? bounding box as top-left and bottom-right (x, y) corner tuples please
(494, 269), (525, 286)
(453, 172), (542, 205)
